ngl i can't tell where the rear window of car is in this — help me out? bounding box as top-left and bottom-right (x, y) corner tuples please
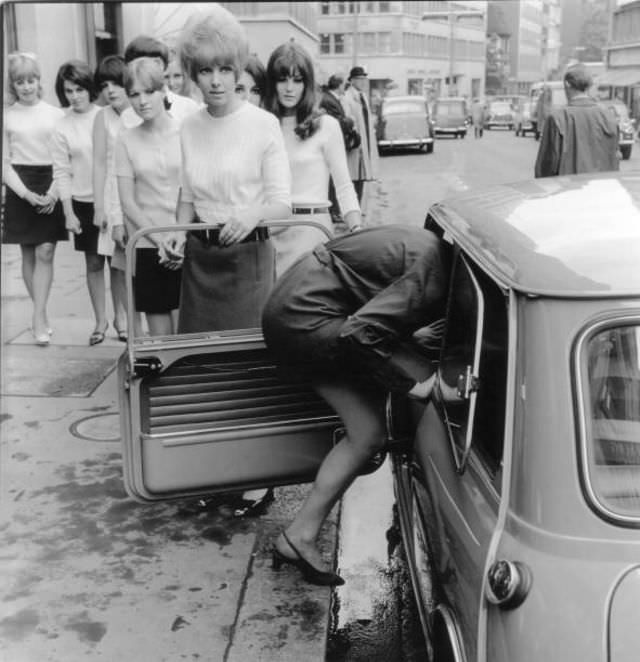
(383, 100), (425, 116)
(436, 101), (465, 116)
(489, 102), (511, 113)
(578, 322), (640, 524)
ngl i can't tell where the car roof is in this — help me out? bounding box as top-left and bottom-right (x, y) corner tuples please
(429, 172), (640, 298)
(383, 95), (425, 103)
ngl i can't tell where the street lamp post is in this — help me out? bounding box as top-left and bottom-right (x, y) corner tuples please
(422, 8), (484, 97)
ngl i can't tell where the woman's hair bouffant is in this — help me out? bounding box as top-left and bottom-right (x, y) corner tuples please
(6, 52), (42, 104)
(55, 59), (98, 107)
(178, 4), (249, 83)
(123, 57), (166, 96)
(265, 42), (324, 140)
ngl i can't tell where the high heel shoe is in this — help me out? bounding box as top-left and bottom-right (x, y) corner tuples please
(271, 531), (345, 587)
(32, 329), (50, 346)
(113, 320), (128, 342)
(234, 487), (274, 517)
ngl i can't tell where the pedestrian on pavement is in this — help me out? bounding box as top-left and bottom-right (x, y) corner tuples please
(319, 73), (361, 225)
(342, 66), (379, 205)
(265, 42), (362, 276)
(471, 97), (486, 138)
(263, 224), (449, 586)
(115, 57), (182, 337)
(50, 60), (107, 346)
(534, 64), (619, 178)
(2, 52), (67, 345)
(235, 53), (266, 108)
(92, 55), (135, 342)
(159, 4), (291, 333)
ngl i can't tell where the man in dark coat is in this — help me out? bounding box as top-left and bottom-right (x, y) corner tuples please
(534, 64), (619, 177)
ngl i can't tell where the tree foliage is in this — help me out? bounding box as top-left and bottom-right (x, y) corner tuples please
(578, 0), (609, 61)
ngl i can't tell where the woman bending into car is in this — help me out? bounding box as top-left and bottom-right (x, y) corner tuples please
(262, 224), (449, 586)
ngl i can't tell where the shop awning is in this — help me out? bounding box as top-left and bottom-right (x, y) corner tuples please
(595, 69), (640, 86)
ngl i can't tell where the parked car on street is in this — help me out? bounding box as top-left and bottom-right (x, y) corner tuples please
(513, 98), (534, 136)
(432, 96), (469, 138)
(118, 173), (640, 662)
(601, 99), (636, 160)
(376, 95), (435, 154)
(484, 99), (515, 130)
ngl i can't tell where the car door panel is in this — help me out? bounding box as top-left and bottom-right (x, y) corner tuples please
(119, 222), (340, 503)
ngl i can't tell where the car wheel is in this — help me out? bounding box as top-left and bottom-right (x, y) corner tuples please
(426, 142), (434, 154)
(621, 144), (632, 160)
(460, 132), (465, 139)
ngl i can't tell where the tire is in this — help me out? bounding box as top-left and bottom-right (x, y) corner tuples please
(621, 144), (632, 160)
(426, 142), (434, 154)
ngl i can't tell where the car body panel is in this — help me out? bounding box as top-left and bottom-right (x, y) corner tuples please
(433, 97), (469, 136)
(600, 100), (635, 159)
(376, 95), (434, 151)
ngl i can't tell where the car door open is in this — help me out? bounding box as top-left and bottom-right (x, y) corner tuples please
(118, 221), (341, 502)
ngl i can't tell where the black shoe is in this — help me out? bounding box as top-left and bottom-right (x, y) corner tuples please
(233, 487), (275, 517)
(271, 531), (345, 587)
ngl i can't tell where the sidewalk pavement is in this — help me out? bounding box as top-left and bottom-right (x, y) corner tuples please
(0, 240), (341, 662)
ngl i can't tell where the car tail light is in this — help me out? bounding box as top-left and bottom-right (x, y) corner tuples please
(485, 559), (532, 609)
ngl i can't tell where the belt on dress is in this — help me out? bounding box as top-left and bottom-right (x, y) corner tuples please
(292, 206), (330, 215)
(190, 225), (270, 246)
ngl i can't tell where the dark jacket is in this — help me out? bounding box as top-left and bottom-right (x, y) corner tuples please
(534, 97), (619, 178)
(319, 90), (359, 151)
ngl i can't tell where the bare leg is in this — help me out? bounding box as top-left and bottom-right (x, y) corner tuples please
(20, 245), (36, 301)
(109, 264), (128, 334)
(85, 252), (108, 332)
(276, 379), (386, 571)
(32, 242), (56, 335)
(146, 312), (174, 337)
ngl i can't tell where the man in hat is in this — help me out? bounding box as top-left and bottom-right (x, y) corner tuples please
(534, 63), (619, 177)
(343, 66), (379, 205)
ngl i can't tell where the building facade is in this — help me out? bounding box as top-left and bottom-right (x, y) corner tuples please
(2, 2), (318, 106)
(316, 0), (487, 110)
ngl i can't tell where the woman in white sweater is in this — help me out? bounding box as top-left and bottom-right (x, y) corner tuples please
(264, 42), (362, 277)
(50, 60), (105, 345)
(162, 6), (291, 333)
(2, 53), (66, 345)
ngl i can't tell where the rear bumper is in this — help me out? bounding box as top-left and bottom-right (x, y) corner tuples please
(485, 120), (513, 128)
(434, 127), (466, 134)
(619, 137), (635, 147)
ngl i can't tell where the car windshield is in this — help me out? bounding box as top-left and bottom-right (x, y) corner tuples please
(490, 102), (511, 113)
(580, 323), (640, 522)
(384, 100), (425, 116)
(437, 102), (464, 116)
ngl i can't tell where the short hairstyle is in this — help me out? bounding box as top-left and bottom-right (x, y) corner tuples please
(327, 74), (344, 91)
(178, 5), (249, 82)
(55, 59), (97, 107)
(245, 54), (266, 98)
(94, 54), (127, 90)
(265, 41), (323, 139)
(6, 52), (42, 103)
(123, 57), (166, 96)
(564, 64), (592, 92)
(124, 35), (169, 68)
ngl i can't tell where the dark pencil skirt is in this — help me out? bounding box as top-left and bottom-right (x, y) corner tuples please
(178, 233), (276, 333)
(134, 247), (182, 314)
(71, 200), (100, 254)
(2, 165), (67, 245)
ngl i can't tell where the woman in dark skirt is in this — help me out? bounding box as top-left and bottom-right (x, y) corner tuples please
(50, 60), (105, 345)
(115, 58), (182, 336)
(2, 53), (67, 344)
(262, 225), (450, 586)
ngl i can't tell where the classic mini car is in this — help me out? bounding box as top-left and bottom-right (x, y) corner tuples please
(484, 99), (515, 130)
(513, 98), (534, 136)
(376, 95), (435, 153)
(432, 97), (469, 138)
(118, 173), (640, 661)
(601, 99), (636, 160)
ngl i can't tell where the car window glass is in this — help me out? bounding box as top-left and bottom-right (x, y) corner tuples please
(439, 253), (508, 478)
(384, 101), (425, 115)
(436, 102), (464, 116)
(581, 323), (640, 522)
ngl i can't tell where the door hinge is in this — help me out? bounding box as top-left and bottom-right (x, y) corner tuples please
(131, 356), (163, 378)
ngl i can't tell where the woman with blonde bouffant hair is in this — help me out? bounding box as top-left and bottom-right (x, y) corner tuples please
(2, 52), (67, 345)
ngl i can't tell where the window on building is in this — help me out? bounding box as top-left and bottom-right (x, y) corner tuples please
(321, 2), (330, 14)
(379, 1), (390, 11)
(365, 1), (375, 11)
(337, 2), (346, 14)
(89, 2), (122, 67)
(361, 32), (376, 54)
(335, 33), (345, 54)
(344, 33), (354, 55)
(320, 33), (331, 54)
(408, 78), (423, 95)
(379, 31), (392, 54)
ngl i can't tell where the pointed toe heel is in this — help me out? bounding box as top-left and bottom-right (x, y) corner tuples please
(271, 533), (345, 587)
